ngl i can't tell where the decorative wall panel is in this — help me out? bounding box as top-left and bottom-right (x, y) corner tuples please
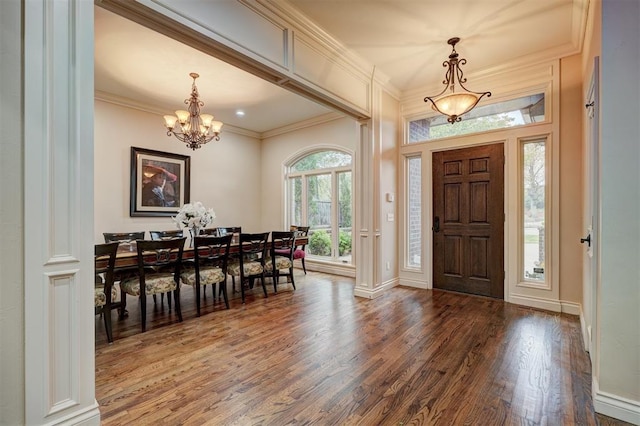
(292, 33), (370, 113)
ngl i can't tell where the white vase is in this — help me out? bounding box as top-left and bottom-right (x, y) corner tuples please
(189, 226), (202, 247)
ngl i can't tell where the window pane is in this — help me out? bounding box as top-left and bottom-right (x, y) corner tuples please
(523, 140), (545, 282)
(291, 150), (352, 172)
(307, 174), (332, 258)
(338, 171), (352, 264)
(407, 157), (422, 268)
(409, 93), (545, 143)
(290, 177), (302, 226)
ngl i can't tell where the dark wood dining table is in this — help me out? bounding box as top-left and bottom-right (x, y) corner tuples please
(99, 236), (308, 270)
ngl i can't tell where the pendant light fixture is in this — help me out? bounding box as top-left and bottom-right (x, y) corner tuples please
(424, 37), (491, 124)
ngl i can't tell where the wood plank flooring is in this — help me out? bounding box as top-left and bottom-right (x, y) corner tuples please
(95, 272), (619, 425)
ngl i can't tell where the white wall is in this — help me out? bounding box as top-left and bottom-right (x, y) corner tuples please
(260, 115), (359, 233)
(596, 0), (640, 420)
(0, 0), (24, 423)
(94, 100), (263, 240)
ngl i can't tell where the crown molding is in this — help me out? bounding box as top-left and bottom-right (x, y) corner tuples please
(94, 90), (260, 138)
(260, 111), (343, 139)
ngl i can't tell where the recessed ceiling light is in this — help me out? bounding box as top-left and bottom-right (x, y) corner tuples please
(235, 110), (245, 117)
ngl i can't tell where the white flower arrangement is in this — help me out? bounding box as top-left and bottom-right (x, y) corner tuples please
(172, 201), (216, 230)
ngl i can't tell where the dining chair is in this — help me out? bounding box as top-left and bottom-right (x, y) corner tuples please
(150, 229), (185, 240)
(149, 229), (187, 308)
(180, 234), (232, 314)
(217, 227), (242, 292)
(265, 230), (296, 293)
(216, 227), (241, 239)
(119, 237), (186, 332)
(227, 232), (269, 304)
(103, 231), (149, 312)
(94, 242), (120, 343)
(290, 225), (310, 274)
(103, 231), (146, 250)
(197, 228), (224, 296)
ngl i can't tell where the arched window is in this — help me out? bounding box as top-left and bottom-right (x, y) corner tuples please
(286, 149), (353, 265)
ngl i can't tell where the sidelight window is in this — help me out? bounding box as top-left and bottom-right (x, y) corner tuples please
(406, 156), (422, 268)
(521, 139), (546, 283)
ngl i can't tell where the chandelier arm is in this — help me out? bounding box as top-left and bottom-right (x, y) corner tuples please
(423, 69), (454, 103)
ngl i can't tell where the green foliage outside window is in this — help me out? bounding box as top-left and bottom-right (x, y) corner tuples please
(308, 229), (352, 257)
(338, 231), (352, 256)
(309, 230), (331, 256)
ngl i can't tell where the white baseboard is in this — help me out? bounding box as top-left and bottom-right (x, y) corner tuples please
(353, 278), (397, 299)
(397, 277), (430, 289)
(579, 310), (593, 356)
(45, 404), (101, 426)
(300, 261), (355, 278)
(508, 293), (562, 312)
(593, 377), (640, 425)
(560, 300), (581, 316)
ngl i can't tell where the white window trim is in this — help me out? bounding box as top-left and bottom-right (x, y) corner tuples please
(283, 148), (355, 266)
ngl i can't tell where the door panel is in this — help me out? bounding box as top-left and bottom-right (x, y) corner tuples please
(433, 143), (504, 298)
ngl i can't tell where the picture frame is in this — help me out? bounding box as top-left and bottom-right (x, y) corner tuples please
(130, 147), (191, 217)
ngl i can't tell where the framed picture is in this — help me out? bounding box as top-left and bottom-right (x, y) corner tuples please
(130, 147), (190, 217)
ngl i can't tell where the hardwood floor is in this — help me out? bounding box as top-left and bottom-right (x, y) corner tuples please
(95, 272), (617, 425)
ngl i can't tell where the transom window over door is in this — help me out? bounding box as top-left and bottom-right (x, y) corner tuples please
(286, 150), (353, 265)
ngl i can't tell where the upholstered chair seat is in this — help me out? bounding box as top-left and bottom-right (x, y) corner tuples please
(181, 267), (225, 288)
(120, 273), (179, 297)
(265, 255), (293, 272)
(95, 285), (118, 307)
(227, 261), (264, 277)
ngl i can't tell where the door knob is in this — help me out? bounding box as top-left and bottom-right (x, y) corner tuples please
(580, 234), (591, 247)
(433, 216), (440, 233)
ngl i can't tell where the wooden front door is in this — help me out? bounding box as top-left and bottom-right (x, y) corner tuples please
(432, 143), (504, 298)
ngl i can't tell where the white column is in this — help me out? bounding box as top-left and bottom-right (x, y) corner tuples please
(24, 1), (99, 424)
(354, 84), (383, 298)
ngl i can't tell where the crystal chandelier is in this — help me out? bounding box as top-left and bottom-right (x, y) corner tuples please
(163, 73), (223, 150)
(424, 37), (491, 124)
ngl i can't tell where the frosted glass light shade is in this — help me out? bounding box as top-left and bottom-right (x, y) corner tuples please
(200, 114), (214, 128)
(432, 93), (479, 117)
(164, 115), (178, 129)
(210, 121), (223, 133)
(175, 110), (190, 123)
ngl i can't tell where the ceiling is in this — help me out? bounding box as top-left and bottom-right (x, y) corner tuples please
(94, 0), (588, 134)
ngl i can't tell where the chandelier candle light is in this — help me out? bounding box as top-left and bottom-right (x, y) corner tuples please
(424, 37), (491, 124)
(163, 73), (223, 150)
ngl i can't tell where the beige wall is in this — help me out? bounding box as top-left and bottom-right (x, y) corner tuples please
(94, 100), (263, 240)
(259, 115), (359, 233)
(558, 54), (584, 303)
(379, 90), (400, 283)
